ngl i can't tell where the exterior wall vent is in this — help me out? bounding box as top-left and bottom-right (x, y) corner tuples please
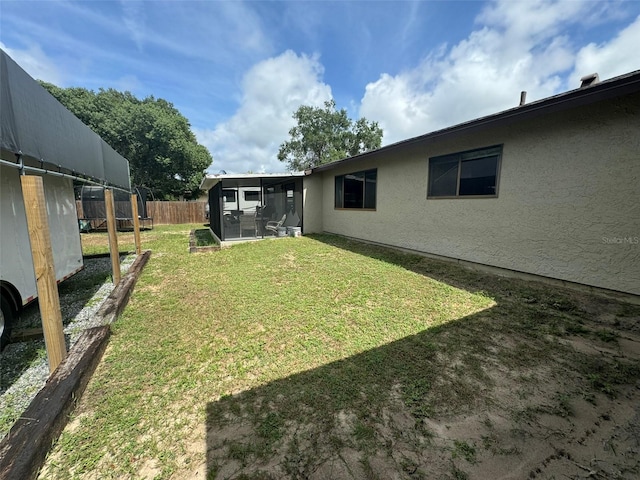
(580, 73), (599, 88)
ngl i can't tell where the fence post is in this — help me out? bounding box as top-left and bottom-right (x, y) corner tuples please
(131, 194), (142, 255)
(20, 175), (67, 373)
(105, 189), (121, 285)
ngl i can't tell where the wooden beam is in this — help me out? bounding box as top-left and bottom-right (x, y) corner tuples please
(10, 327), (44, 342)
(20, 175), (67, 373)
(96, 250), (151, 324)
(104, 188), (121, 285)
(0, 250), (151, 480)
(0, 326), (110, 480)
(131, 193), (142, 255)
(0, 249), (151, 480)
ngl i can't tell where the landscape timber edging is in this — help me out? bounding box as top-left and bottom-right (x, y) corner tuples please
(189, 229), (221, 253)
(96, 249), (151, 323)
(0, 249), (152, 480)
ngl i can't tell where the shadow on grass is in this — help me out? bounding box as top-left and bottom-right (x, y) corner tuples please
(206, 307), (501, 479)
(205, 234), (637, 479)
(308, 233), (563, 300)
(194, 228), (218, 247)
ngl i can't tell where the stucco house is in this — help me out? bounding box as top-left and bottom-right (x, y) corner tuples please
(203, 70), (640, 298)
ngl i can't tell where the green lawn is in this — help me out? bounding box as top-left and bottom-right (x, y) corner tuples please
(39, 224), (640, 480)
(80, 229), (140, 256)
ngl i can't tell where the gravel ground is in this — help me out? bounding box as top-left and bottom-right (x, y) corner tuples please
(0, 254), (136, 440)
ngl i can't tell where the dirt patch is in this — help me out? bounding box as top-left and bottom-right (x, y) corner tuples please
(203, 287), (640, 480)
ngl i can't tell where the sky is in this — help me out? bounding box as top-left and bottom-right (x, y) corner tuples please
(1, 0), (639, 175)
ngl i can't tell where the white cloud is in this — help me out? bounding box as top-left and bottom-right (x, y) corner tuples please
(0, 42), (64, 85)
(359, 0), (630, 146)
(113, 1), (273, 65)
(115, 74), (143, 93)
(199, 1), (640, 174)
(572, 15), (640, 83)
(476, 0), (587, 42)
(195, 50), (332, 174)
(120, 0), (147, 52)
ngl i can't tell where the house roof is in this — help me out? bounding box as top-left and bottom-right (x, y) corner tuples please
(200, 172), (304, 191)
(312, 69), (640, 173)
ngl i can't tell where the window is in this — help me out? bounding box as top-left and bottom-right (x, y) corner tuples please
(222, 189), (236, 202)
(244, 190), (260, 201)
(335, 169), (377, 209)
(428, 145), (501, 198)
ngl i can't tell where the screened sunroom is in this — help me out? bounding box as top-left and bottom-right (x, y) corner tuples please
(200, 173), (304, 242)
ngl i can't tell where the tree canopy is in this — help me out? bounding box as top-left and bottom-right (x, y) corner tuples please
(40, 83), (212, 199)
(277, 100), (383, 171)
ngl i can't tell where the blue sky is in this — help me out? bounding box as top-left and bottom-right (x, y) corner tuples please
(1, 0), (639, 174)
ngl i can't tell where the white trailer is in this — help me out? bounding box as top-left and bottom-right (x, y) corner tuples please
(0, 164), (84, 347)
(0, 49), (131, 349)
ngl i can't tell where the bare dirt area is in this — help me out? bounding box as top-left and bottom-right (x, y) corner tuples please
(202, 283), (640, 480)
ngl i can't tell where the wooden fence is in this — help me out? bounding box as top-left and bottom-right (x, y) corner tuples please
(76, 200), (207, 225)
(146, 201), (207, 225)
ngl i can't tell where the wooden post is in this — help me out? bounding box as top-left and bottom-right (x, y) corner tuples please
(20, 175), (67, 373)
(105, 189), (121, 285)
(131, 194), (142, 255)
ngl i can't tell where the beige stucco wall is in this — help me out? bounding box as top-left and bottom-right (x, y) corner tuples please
(315, 93), (640, 295)
(302, 174), (324, 233)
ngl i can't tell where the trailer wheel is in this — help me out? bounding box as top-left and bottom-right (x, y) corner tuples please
(1, 295), (13, 351)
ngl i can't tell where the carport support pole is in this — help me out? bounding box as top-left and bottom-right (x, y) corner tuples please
(131, 193), (142, 255)
(20, 175), (67, 373)
(105, 188), (121, 285)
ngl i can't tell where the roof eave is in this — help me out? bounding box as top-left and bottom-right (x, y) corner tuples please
(199, 171), (305, 191)
(312, 69), (640, 173)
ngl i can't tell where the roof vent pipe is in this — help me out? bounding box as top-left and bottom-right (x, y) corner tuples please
(580, 73), (599, 88)
(519, 91), (527, 106)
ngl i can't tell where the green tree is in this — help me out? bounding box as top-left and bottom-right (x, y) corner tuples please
(278, 100), (383, 171)
(40, 82), (212, 199)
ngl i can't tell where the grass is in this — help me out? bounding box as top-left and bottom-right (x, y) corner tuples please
(36, 225), (640, 479)
(452, 440), (477, 463)
(194, 228), (217, 246)
(79, 229), (141, 256)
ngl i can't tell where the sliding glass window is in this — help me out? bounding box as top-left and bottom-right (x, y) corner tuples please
(335, 169), (377, 209)
(428, 145), (501, 198)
